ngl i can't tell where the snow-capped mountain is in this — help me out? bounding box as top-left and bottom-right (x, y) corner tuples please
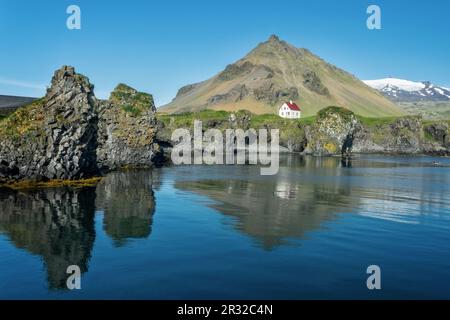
(364, 78), (450, 102)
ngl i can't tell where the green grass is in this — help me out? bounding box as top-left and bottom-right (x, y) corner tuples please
(357, 116), (398, 128)
(317, 106), (355, 122)
(249, 113), (280, 127)
(121, 104), (142, 116)
(0, 98), (45, 139)
(159, 110), (230, 127)
(298, 115), (316, 125)
(160, 108), (330, 130)
(423, 130), (435, 142)
(111, 83), (154, 117)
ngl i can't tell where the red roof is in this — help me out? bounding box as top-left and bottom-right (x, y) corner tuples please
(285, 101), (301, 111)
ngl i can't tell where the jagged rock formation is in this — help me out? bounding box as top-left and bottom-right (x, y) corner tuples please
(0, 66), (164, 183)
(0, 66), (99, 181)
(97, 84), (164, 171)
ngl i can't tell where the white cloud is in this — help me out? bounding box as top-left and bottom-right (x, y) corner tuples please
(0, 78), (46, 90)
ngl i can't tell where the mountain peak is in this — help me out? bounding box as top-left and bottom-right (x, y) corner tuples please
(268, 34), (281, 42)
(161, 37), (403, 117)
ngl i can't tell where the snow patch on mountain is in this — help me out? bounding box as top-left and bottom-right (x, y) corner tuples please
(364, 78), (450, 102)
(363, 78), (425, 92)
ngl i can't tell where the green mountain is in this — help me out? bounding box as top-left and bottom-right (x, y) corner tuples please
(160, 35), (404, 117)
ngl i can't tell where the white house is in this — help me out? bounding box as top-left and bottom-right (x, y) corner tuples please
(278, 100), (301, 119)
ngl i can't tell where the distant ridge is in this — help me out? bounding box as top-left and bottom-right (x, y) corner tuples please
(0, 94), (37, 111)
(161, 35), (404, 117)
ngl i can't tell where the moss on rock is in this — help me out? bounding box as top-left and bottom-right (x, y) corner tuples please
(110, 83), (155, 117)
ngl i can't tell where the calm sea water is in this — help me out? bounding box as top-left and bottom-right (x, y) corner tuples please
(0, 155), (449, 299)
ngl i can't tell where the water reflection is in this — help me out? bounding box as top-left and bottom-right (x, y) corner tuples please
(172, 154), (450, 249)
(0, 170), (160, 290)
(0, 155), (448, 292)
(0, 187), (96, 289)
(96, 171), (160, 246)
(174, 166), (354, 249)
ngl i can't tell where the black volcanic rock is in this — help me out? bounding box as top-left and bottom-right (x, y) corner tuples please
(0, 66), (99, 181)
(0, 66), (164, 183)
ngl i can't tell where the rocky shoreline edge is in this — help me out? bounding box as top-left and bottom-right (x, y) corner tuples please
(1, 66), (449, 189)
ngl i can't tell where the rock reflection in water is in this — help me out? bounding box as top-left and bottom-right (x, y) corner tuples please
(95, 170), (159, 246)
(0, 170), (160, 289)
(0, 187), (96, 289)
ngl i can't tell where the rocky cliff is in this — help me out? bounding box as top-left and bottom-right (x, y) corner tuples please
(296, 107), (449, 156)
(295, 108), (448, 156)
(97, 83), (164, 171)
(0, 66), (164, 184)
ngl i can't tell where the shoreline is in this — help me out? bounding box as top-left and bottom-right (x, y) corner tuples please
(0, 177), (103, 190)
(1, 152), (448, 190)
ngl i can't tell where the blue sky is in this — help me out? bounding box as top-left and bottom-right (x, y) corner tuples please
(0, 0), (449, 106)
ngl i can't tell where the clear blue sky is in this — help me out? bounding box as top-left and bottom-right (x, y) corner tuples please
(0, 0), (449, 106)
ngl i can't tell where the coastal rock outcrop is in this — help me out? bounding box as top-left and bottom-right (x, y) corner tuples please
(302, 107), (449, 156)
(0, 66), (99, 181)
(353, 116), (449, 155)
(304, 106), (359, 156)
(97, 84), (164, 171)
(0, 66), (164, 183)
